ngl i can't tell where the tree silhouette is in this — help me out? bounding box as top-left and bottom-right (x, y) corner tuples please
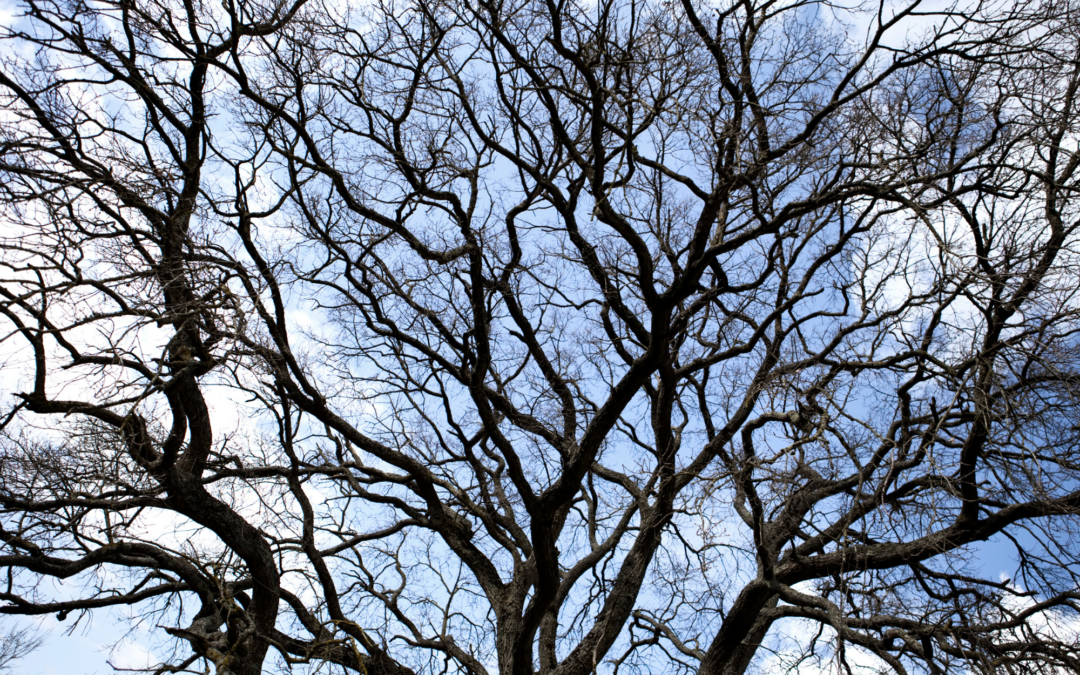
(3, 0), (1080, 673)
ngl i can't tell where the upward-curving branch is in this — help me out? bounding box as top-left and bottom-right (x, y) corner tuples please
(3, 0), (1080, 673)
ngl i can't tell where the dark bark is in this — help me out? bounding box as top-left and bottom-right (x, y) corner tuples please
(3, 0), (1080, 674)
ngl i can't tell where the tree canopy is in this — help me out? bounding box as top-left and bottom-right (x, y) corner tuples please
(3, 0), (1080, 673)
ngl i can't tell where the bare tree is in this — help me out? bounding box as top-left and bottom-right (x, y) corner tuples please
(0, 622), (43, 673)
(3, 0), (1080, 673)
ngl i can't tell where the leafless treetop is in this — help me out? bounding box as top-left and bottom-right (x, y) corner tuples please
(3, 0), (1080, 673)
